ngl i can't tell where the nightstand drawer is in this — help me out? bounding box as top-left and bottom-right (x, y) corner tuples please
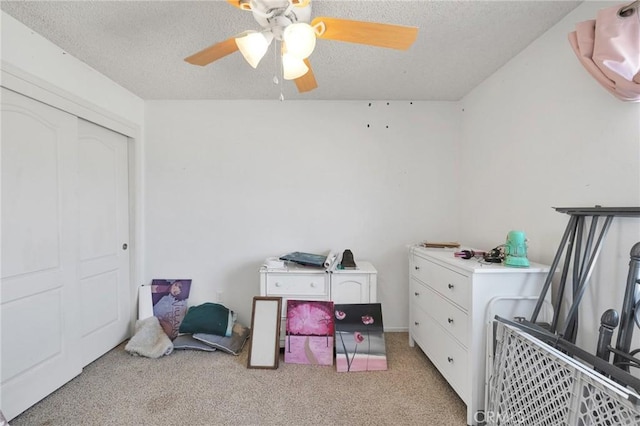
(411, 278), (468, 346)
(265, 274), (328, 297)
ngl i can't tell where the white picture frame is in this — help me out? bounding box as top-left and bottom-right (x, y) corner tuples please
(247, 296), (282, 369)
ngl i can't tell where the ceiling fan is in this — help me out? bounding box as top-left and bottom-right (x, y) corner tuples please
(184, 0), (419, 93)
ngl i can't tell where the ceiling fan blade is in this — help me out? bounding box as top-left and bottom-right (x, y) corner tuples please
(311, 17), (418, 50)
(184, 37), (239, 66)
(294, 59), (318, 93)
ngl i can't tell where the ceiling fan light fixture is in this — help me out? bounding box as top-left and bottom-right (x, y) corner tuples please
(282, 53), (309, 80)
(292, 0), (311, 7)
(282, 23), (316, 59)
(235, 31), (274, 68)
(186, 0), (419, 94)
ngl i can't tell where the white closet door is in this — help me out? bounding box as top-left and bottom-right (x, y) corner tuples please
(77, 119), (130, 367)
(1, 88), (82, 420)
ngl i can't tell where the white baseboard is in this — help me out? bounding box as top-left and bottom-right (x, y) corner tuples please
(383, 327), (409, 332)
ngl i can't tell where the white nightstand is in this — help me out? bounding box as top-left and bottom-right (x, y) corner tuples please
(260, 260), (377, 346)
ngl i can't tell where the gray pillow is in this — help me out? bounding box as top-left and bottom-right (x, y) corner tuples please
(172, 334), (217, 352)
(193, 323), (250, 355)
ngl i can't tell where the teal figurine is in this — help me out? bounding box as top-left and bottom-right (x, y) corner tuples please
(504, 230), (530, 267)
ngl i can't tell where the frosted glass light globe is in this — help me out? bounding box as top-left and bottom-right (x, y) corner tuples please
(282, 53), (309, 80)
(236, 31), (274, 68)
(282, 23), (316, 59)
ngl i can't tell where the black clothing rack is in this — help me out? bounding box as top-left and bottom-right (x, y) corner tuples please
(530, 206), (640, 343)
(608, 242), (640, 373)
(507, 239), (640, 394)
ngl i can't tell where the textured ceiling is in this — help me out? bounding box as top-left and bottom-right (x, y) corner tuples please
(1, 0), (583, 101)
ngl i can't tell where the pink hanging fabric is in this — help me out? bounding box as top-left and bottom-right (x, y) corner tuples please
(568, 1), (640, 102)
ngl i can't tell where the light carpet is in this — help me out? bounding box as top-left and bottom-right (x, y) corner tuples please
(9, 332), (466, 426)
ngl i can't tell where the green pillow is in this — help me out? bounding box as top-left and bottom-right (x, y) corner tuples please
(178, 303), (233, 336)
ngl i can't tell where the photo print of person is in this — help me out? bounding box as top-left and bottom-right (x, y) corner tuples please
(151, 279), (192, 340)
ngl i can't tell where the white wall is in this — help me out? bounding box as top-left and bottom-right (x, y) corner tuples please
(459, 1), (640, 352)
(144, 100), (462, 327)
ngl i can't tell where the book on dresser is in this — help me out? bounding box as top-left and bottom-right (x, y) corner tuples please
(408, 245), (551, 426)
(279, 252), (327, 268)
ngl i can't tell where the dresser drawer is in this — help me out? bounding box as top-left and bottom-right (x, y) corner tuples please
(265, 273), (328, 297)
(411, 306), (468, 401)
(412, 255), (470, 310)
(266, 274), (329, 320)
(411, 278), (468, 347)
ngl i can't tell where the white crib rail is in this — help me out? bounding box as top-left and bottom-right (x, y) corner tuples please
(486, 322), (640, 425)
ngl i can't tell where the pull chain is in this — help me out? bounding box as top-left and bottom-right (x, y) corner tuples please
(272, 38), (279, 85)
(272, 39), (284, 101)
(279, 40), (284, 101)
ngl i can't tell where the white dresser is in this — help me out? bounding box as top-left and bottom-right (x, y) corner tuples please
(260, 261), (377, 346)
(408, 246), (550, 426)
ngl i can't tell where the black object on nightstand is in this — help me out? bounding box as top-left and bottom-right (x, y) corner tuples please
(340, 249), (356, 268)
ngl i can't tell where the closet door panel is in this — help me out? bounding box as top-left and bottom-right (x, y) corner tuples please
(77, 119), (130, 367)
(1, 88), (81, 421)
(1, 110), (59, 280)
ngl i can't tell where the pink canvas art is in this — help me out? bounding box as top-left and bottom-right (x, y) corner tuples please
(334, 303), (387, 372)
(284, 300), (334, 365)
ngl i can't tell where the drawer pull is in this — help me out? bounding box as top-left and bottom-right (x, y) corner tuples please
(310, 282), (316, 288)
(447, 318), (454, 324)
(414, 321), (419, 326)
(447, 283), (454, 289)
(414, 266), (420, 270)
(414, 292), (420, 296)
(447, 357), (454, 363)
(275, 282), (282, 287)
